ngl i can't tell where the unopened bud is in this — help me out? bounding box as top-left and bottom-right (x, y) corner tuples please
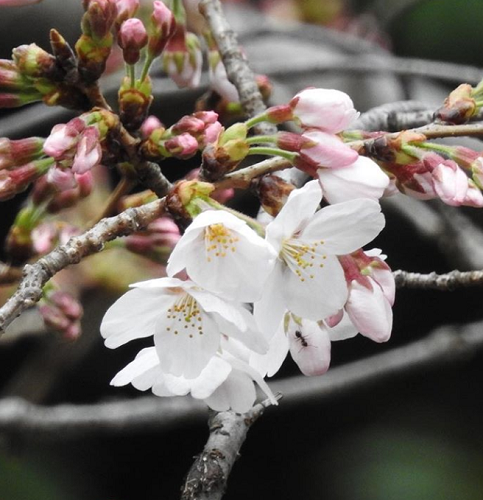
(119, 75), (153, 131)
(0, 136), (44, 170)
(140, 115), (164, 138)
(118, 18), (148, 65)
(147, 0), (176, 58)
(166, 179), (214, 223)
(435, 83), (476, 124)
(114, 0), (140, 30)
(164, 132), (199, 159)
(12, 43), (57, 79)
(253, 174), (296, 217)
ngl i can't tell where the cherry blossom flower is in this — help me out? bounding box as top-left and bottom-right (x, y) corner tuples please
(317, 155), (389, 204)
(167, 210), (275, 302)
(100, 277), (268, 379)
(111, 336), (277, 413)
(289, 88), (360, 133)
(254, 180), (385, 338)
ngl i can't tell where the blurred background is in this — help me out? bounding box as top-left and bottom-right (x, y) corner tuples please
(2, 0), (483, 499)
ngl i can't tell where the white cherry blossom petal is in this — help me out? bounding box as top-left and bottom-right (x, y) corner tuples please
(101, 287), (172, 348)
(265, 180), (322, 248)
(281, 251), (348, 320)
(110, 347), (160, 387)
(190, 357), (232, 399)
(154, 303), (220, 378)
(249, 323), (289, 377)
(301, 198), (384, 255)
(167, 210), (275, 302)
(318, 156), (389, 204)
(204, 369), (256, 413)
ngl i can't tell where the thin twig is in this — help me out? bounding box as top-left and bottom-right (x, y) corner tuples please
(0, 198), (166, 335)
(2, 318), (483, 437)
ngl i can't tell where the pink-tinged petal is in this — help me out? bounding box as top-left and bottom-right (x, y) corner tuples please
(282, 253), (348, 320)
(433, 162), (469, 206)
(371, 267), (395, 305)
(290, 88), (359, 133)
(265, 179), (322, 248)
(154, 307), (220, 378)
(301, 130), (358, 169)
(327, 312), (358, 341)
(249, 321), (289, 377)
(346, 279), (392, 342)
(288, 319), (331, 376)
(325, 309), (343, 328)
(101, 287), (172, 348)
(190, 357), (232, 399)
(302, 198), (384, 255)
(318, 156), (389, 204)
(203, 369), (256, 413)
(110, 347), (160, 387)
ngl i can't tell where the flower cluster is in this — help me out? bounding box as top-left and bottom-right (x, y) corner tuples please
(101, 179), (393, 412)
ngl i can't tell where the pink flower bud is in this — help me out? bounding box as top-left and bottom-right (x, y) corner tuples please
(114, 0), (139, 27)
(47, 165), (76, 191)
(0, 136), (44, 170)
(51, 291), (83, 320)
(84, 0), (118, 40)
(43, 118), (85, 160)
(72, 127), (102, 174)
(140, 115), (164, 138)
(164, 132), (199, 159)
(118, 18), (148, 65)
(289, 87), (359, 133)
(147, 0), (176, 57)
(432, 160), (470, 206)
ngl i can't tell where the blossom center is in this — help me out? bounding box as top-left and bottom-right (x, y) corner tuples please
(165, 293), (204, 338)
(280, 238), (327, 281)
(204, 223), (240, 262)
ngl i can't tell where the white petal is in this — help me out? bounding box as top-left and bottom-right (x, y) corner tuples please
(133, 366), (164, 391)
(101, 288), (172, 348)
(110, 347), (160, 387)
(301, 198), (385, 255)
(166, 228), (201, 278)
(288, 320), (331, 376)
(249, 323), (289, 377)
(318, 156), (389, 204)
(282, 253), (348, 320)
(204, 370), (256, 413)
(190, 357), (232, 399)
(327, 312), (358, 341)
(253, 268), (287, 341)
(154, 305), (221, 378)
(265, 180), (322, 248)
(346, 279), (392, 342)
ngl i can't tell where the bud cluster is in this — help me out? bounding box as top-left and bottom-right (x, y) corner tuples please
(39, 290), (84, 341)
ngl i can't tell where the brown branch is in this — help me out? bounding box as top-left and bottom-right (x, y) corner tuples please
(199, 0), (276, 136)
(394, 269), (483, 290)
(0, 198), (166, 336)
(180, 396), (279, 500)
(2, 318), (483, 437)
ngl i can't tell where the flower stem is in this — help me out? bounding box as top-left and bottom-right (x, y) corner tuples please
(248, 146), (297, 162)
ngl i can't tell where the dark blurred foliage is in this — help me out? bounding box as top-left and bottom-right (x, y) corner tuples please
(2, 1), (483, 499)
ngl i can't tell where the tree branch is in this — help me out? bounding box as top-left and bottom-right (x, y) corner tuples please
(199, 0), (276, 136)
(180, 396), (279, 500)
(2, 318), (483, 437)
(0, 198), (166, 335)
(394, 269), (483, 290)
